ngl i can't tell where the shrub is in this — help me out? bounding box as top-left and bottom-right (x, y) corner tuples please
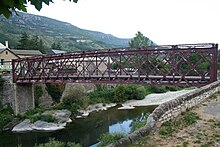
(113, 84), (146, 102)
(63, 85), (89, 109)
(130, 113), (149, 132)
(113, 85), (128, 103)
(46, 84), (62, 103)
(183, 111), (199, 125)
(88, 89), (114, 104)
(135, 86), (146, 100)
(34, 85), (43, 107)
(20, 108), (55, 123)
(0, 104), (14, 131)
(98, 133), (125, 147)
(34, 138), (81, 147)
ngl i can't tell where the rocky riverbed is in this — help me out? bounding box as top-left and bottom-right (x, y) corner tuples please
(118, 89), (196, 109)
(12, 109), (71, 132)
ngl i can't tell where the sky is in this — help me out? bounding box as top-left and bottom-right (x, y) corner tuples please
(27, 0), (220, 46)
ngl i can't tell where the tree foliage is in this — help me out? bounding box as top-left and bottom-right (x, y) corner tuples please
(129, 31), (149, 48)
(16, 32), (46, 53)
(51, 42), (62, 50)
(0, 0), (79, 18)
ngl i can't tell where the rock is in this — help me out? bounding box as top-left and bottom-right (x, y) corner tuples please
(77, 103), (116, 118)
(32, 121), (66, 131)
(12, 109), (72, 132)
(61, 83), (95, 102)
(118, 105), (135, 110)
(37, 84), (53, 109)
(42, 109), (72, 123)
(12, 119), (32, 132)
(3, 118), (20, 131)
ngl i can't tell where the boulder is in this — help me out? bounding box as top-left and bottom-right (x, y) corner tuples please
(12, 119), (32, 132)
(32, 121), (66, 131)
(12, 109), (72, 132)
(43, 109), (72, 123)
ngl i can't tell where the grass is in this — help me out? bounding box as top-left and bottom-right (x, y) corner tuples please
(97, 133), (125, 147)
(159, 111), (199, 137)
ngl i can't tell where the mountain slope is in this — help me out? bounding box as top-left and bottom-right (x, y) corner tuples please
(0, 12), (130, 51)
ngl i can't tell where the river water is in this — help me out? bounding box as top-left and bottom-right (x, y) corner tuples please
(0, 105), (157, 147)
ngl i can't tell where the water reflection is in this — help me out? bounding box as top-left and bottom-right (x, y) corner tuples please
(0, 105), (157, 147)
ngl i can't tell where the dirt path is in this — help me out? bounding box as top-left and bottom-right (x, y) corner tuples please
(132, 93), (220, 147)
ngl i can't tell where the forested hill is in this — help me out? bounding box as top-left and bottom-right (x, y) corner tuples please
(0, 12), (130, 51)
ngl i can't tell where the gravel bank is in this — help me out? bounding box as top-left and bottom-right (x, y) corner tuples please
(118, 89), (196, 109)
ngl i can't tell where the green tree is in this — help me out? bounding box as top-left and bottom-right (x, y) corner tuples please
(0, 0), (79, 18)
(51, 42), (62, 50)
(129, 31), (149, 48)
(16, 32), (30, 49)
(30, 35), (39, 50)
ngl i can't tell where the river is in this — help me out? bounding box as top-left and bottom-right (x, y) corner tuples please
(0, 105), (157, 147)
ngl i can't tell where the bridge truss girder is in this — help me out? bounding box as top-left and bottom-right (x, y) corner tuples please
(12, 43), (218, 87)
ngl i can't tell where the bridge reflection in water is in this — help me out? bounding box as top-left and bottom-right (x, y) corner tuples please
(12, 43), (218, 87)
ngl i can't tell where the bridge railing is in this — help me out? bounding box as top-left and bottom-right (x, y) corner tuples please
(12, 43), (218, 87)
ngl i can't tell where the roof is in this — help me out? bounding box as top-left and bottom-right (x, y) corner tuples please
(0, 48), (20, 58)
(0, 43), (6, 49)
(11, 49), (43, 55)
(48, 49), (66, 54)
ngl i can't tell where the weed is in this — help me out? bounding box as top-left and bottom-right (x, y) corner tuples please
(183, 141), (188, 147)
(97, 133), (124, 147)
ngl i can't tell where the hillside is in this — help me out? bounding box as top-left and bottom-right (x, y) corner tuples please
(0, 12), (130, 51)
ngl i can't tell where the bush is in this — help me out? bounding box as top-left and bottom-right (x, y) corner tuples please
(20, 108), (54, 123)
(183, 111), (199, 125)
(34, 138), (81, 147)
(98, 133), (125, 147)
(88, 89), (114, 104)
(130, 113), (149, 132)
(34, 85), (43, 107)
(46, 84), (62, 103)
(63, 85), (89, 109)
(0, 104), (14, 131)
(113, 84), (146, 103)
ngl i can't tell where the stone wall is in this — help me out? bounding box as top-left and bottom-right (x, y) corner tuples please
(109, 81), (220, 147)
(2, 75), (16, 111)
(1, 75), (34, 114)
(15, 83), (34, 114)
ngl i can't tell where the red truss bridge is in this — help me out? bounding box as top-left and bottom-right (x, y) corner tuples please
(12, 43), (218, 87)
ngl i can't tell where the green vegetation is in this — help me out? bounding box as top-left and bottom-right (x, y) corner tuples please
(129, 31), (150, 48)
(16, 33), (47, 53)
(130, 113), (150, 132)
(159, 111), (199, 137)
(46, 84), (63, 103)
(34, 138), (81, 147)
(88, 84), (182, 105)
(0, 104), (14, 132)
(18, 108), (54, 123)
(34, 85), (43, 107)
(62, 85), (89, 109)
(97, 132), (125, 147)
(0, 12), (130, 52)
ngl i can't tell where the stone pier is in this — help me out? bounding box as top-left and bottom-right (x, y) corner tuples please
(2, 75), (35, 115)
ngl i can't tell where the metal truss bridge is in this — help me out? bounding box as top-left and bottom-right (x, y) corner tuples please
(12, 43), (218, 87)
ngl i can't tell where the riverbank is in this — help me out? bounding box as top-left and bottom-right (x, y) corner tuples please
(131, 92), (220, 146)
(118, 89), (195, 109)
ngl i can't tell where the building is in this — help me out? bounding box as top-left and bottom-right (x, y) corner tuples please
(47, 49), (66, 55)
(0, 42), (43, 73)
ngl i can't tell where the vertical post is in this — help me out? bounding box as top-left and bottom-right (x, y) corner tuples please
(212, 44), (218, 82)
(138, 49), (141, 82)
(12, 59), (16, 83)
(119, 54), (122, 75)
